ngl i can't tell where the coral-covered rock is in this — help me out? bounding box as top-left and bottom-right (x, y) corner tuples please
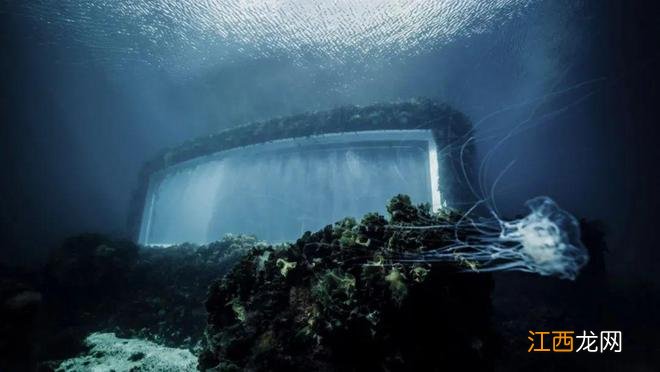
(199, 195), (495, 371)
(55, 332), (198, 372)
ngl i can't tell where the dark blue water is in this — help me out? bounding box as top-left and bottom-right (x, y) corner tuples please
(2, 1), (660, 371)
(0, 0), (657, 286)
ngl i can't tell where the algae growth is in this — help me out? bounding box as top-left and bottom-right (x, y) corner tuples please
(199, 194), (494, 371)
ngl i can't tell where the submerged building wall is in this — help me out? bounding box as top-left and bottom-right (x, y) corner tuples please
(129, 99), (474, 245)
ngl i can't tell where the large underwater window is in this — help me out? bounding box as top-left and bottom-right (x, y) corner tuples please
(138, 130), (440, 246)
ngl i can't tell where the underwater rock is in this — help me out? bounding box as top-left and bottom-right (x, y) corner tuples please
(38, 234), (142, 362)
(199, 195), (495, 371)
(43, 234), (139, 307)
(38, 234), (258, 365)
(0, 266), (42, 371)
(109, 234), (263, 349)
(55, 332), (197, 371)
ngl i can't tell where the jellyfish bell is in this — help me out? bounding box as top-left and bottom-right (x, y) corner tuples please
(500, 196), (589, 280)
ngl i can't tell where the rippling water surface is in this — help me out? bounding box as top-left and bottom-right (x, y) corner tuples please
(11, 0), (536, 73)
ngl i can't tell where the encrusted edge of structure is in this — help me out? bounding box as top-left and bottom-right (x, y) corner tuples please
(127, 99), (474, 240)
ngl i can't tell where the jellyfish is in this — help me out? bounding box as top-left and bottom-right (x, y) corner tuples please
(398, 79), (601, 280)
(395, 196), (589, 280)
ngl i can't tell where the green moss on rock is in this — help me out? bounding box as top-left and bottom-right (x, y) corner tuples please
(199, 195), (495, 371)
